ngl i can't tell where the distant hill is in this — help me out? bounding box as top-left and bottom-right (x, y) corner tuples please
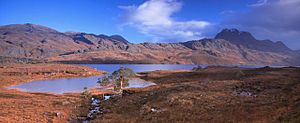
(0, 23), (299, 65)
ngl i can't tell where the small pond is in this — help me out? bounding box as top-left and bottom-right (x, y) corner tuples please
(9, 64), (199, 94)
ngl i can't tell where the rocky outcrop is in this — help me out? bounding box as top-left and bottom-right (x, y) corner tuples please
(0, 24), (299, 65)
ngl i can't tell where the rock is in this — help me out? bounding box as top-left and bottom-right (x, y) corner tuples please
(55, 112), (62, 117)
(151, 108), (158, 112)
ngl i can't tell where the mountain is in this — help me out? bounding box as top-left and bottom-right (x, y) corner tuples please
(0, 24), (128, 58)
(0, 24), (85, 58)
(0, 24), (299, 65)
(215, 29), (292, 54)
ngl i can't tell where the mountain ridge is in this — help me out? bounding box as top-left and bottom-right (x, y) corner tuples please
(0, 23), (299, 65)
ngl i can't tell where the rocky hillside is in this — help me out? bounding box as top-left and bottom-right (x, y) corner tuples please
(0, 24), (299, 65)
(0, 24), (83, 58)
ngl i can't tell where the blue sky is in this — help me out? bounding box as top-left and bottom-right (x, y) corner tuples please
(0, 0), (299, 49)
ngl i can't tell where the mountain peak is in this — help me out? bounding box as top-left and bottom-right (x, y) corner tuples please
(222, 28), (239, 33)
(214, 28), (292, 53)
(215, 28), (256, 42)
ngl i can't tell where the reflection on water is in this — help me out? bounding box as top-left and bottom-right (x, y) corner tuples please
(9, 64), (198, 94)
(10, 76), (100, 94)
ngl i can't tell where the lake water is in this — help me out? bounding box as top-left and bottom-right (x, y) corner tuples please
(9, 64), (198, 94)
(81, 64), (199, 73)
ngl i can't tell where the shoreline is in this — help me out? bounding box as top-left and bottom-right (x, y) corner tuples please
(0, 63), (104, 88)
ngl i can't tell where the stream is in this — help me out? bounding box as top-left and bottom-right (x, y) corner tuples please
(83, 96), (108, 123)
(82, 78), (155, 123)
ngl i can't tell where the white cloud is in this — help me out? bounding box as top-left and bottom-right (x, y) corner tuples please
(120, 0), (213, 42)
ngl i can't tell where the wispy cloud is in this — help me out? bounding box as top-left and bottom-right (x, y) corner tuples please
(250, 0), (268, 7)
(119, 0), (213, 42)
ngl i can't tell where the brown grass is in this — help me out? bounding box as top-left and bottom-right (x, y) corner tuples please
(92, 67), (300, 123)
